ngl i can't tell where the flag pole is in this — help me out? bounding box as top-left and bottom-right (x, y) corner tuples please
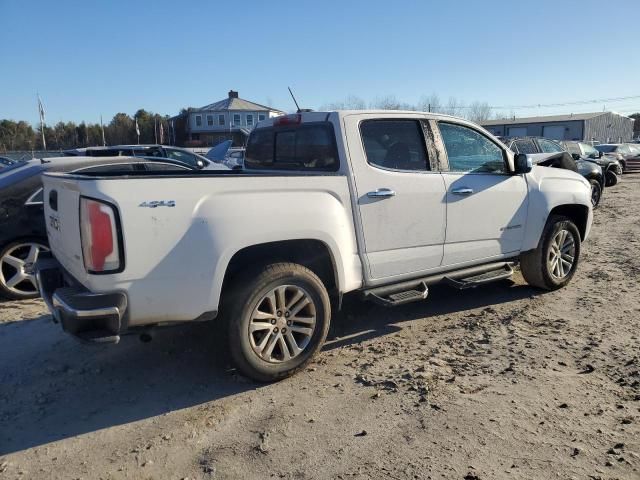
(100, 115), (106, 146)
(37, 94), (47, 151)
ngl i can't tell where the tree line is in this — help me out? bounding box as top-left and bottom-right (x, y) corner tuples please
(320, 94), (494, 123)
(2, 101), (638, 152)
(0, 109), (187, 152)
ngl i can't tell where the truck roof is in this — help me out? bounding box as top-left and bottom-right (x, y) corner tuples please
(255, 110), (470, 128)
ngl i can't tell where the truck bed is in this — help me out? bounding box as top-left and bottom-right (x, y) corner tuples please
(41, 171), (362, 326)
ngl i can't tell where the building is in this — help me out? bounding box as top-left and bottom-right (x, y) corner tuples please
(183, 90), (285, 146)
(482, 112), (635, 143)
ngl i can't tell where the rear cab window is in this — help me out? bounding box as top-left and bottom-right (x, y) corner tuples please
(245, 122), (339, 171)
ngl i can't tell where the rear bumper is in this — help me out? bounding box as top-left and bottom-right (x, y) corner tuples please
(36, 256), (127, 343)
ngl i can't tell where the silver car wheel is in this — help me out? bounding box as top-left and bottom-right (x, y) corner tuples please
(547, 229), (575, 280)
(249, 285), (317, 364)
(0, 242), (49, 296)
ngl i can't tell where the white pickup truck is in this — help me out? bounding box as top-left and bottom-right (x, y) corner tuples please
(37, 111), (593, 381)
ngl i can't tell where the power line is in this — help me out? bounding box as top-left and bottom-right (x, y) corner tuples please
(453, 94), (640, 110)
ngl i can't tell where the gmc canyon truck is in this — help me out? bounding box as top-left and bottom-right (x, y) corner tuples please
(36, 111), (593, 381)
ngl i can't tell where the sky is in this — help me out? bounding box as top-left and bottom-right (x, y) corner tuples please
(1, 0), (639, 125)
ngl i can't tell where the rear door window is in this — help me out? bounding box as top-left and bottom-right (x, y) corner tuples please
(245, 123), (338, 171)
(360, 120), (429, 171)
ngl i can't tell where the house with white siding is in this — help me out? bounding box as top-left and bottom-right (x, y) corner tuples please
(184, 90), (285, 146)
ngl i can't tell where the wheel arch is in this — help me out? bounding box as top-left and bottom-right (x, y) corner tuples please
(548, 204), (590, 240)
(220, 239), (341, 306)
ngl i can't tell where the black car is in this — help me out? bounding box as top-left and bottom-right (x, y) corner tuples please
(500, 136), (605, 207)
(0, 156), (19, 168)
(0, 156), (193, 299)
(561, 140), (622, 186)
(62, 144), (222, 170)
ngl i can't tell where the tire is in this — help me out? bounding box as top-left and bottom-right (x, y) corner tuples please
(605, 170), (618, 187)
(589, 179), (602, 207)
(0, 239), (49, 300)
(223, 262), (331, 382)
(520, 216), (581, 291)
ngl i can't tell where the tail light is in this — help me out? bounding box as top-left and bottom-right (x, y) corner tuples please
(80, 197), (122, 273)
(274, 114), (301, 126)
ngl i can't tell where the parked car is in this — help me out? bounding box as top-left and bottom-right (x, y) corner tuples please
(594, 144), (640, 173)
(0, 156), (193, 300)
(561, 140), (622, 186)
(63, 145), (229, 171)
(0, 156), (18, 168)
(501, 136), (605, 207)
(37, 111), (592, 381)
(205, 141), (245, 169)
(625, 144), (640, 172)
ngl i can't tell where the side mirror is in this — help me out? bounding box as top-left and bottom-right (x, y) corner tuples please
(514, 153), (533, 174)
(598, 151), (603, 158)
(571, 153), (580, 161)
(197, 160), (205, 168)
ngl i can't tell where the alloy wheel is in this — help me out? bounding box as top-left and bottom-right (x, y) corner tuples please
(0, 242), (49, 297)
(248, 285), (317, 363)
(547, 230), (575, 280)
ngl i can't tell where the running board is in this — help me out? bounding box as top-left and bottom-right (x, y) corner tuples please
(443, 264), (514, 289)
(363, 261), (516, 307)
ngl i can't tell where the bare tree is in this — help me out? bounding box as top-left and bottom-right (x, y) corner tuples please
(417, 93), (442, 113)
(466, 101), (492, 123)
(320, 95), (366, 110)
(370, 95), (414, 111)
(443, 97), (462, 117)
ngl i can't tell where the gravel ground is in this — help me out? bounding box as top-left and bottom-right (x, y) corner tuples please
(1, 177), (639, 480)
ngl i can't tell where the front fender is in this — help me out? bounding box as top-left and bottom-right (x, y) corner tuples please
(521, 167), (592, 252)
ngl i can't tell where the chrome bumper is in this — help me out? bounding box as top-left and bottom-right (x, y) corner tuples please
(35, 256), (127, 344)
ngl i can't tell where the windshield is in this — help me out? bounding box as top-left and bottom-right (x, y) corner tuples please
(595, 145), (617, 153)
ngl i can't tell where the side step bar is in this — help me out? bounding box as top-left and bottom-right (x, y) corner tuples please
(363, 261), (515, 307)
(443, 263), (514, 289)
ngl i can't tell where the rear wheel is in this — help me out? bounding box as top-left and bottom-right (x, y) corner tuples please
(605, 170), (618, 187)
(0, 240), (49, 300)
(520, 216), (581, 291)
(224, 262), (331, 382)
(589, 179), (602, 207)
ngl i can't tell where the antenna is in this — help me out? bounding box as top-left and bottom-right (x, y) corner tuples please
(288, 86), (301, 112)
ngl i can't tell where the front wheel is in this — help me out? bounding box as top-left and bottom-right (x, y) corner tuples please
(605, 170), (618, 187)
(520, 216), (581, 291)
(224, 262), (331, 382)
(589, 179), (602, 207)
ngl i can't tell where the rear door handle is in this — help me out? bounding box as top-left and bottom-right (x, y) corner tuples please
(451, 187), (474, 196)
(367, 188), (396, 198)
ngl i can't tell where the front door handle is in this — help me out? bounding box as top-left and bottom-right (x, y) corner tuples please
(367, 188), (396, 199)
(451, 187), (474, 196)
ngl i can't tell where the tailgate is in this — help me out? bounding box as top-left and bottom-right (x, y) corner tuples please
(42, 173), (87, 281)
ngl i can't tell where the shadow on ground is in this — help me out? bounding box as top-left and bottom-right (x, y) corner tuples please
(0, 279), (538, 455)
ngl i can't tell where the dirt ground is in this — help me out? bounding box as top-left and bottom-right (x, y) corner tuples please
(1, 178), (639, 480)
